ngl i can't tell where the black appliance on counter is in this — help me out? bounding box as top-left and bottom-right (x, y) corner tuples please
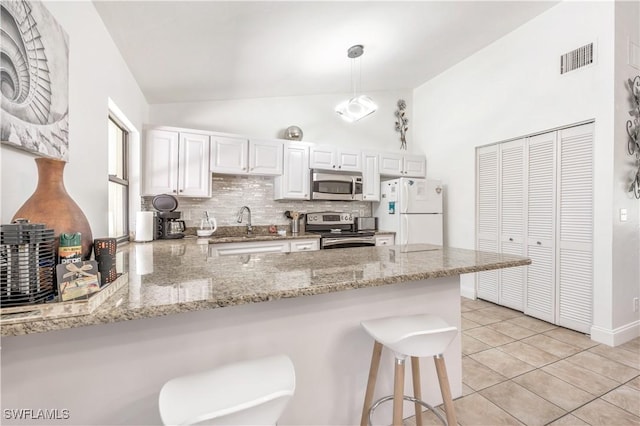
(152, 195), (185, 239)
(305, 212), (375, 249)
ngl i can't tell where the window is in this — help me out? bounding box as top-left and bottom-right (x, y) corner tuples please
(108, 116), (129, 242)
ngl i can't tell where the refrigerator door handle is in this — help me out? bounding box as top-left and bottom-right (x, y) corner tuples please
(403, 214), (409, 245)
(401, 180), (409, 213)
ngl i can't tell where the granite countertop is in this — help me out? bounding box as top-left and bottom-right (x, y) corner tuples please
(1, 241), (529, 336)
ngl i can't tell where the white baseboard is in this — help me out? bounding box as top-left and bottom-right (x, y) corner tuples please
(591, 320), (640, 346)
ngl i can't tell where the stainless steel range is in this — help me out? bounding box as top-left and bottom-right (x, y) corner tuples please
(305, 212), (376, 249)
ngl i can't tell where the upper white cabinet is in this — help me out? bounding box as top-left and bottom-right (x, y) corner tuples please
(379, 152), (426, 177)
(143, 129), (211, 197)
(274, 142), (311, 200)
(211, 135), (283, 176)
(362, 151), (380, 201)
(310, 144), (361, 172)
(210, 135), (248, 174)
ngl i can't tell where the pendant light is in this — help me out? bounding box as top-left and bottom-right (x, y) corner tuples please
(335, 44), (377, 122)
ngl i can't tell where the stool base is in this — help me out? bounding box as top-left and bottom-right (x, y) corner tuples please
(368, 395), (447, 426)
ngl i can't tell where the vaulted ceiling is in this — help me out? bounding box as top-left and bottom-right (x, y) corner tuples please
(93, 1), (558, 104)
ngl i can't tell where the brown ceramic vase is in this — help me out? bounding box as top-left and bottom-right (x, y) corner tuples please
(12, 158), (93, 259)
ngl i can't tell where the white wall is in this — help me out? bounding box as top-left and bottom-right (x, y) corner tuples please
(610, 0), (640, 340)
(149, 90), (414, 154)
(412, 2), (624, 340)
(0, 2), (149, 238)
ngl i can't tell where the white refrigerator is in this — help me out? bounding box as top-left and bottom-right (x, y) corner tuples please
(374, 178), (443, 245)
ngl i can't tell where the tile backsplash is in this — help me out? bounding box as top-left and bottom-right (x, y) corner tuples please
(142, 174), (373, 228)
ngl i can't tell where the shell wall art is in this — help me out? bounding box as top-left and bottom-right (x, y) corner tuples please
(0, 0), (69, 160)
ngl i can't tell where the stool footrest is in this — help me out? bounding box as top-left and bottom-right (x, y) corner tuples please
(368, 395), (447, 426)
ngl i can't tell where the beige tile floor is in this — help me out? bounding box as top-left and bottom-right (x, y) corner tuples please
(403, 298), (640, 426)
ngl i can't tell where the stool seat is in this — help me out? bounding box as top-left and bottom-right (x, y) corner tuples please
(360, 314), (458, 426)
(361, 313), (457, 358)
(159, 354), (295, 425)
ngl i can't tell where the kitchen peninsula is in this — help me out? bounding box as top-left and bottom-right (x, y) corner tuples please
(1, 240), (529, 425)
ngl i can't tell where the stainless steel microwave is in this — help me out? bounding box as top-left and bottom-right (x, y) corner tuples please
(311, 170), (363, 201)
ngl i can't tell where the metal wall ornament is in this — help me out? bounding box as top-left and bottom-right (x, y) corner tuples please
(395, 99), (409, 150)
(626, 75), (640, 199)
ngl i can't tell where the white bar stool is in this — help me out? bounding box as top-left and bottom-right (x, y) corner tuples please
(159, 354), (295, 425)
(360, 314), (458, 426)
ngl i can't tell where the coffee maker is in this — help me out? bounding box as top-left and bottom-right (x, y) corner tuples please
(156, 212), (185, 239)
(152, 194), (185, 239)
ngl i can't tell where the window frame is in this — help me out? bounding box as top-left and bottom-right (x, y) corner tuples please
(108, 114), (130, 243)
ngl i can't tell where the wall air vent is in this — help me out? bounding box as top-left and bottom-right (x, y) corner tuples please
(560, 43), (594, 74)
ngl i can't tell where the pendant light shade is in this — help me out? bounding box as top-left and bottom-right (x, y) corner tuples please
(335, 45), (377, 122)
(335, 95), (378, 122)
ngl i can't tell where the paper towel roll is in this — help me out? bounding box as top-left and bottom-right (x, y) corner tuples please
(135, 211), (155, 242)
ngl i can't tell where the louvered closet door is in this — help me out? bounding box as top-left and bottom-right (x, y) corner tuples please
(525, 131), (557, 323)
(557, 123), (593, 333)
(476, 145), (499, 303)
(500, 139), (526, 311)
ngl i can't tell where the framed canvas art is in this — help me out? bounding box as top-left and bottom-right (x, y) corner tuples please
(0, 0), (69, 160)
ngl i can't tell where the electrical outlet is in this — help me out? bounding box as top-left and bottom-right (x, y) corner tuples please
(634, 297), (639, 313)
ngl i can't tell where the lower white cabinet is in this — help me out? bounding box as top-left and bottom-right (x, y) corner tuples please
(209, 238), (319, 256)
(289, 239), (320, 252)
(375, 235), (395, 246)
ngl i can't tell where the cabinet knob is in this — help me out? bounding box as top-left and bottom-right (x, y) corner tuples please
(537, 241), (542, 245)
(332, 165), (336, 168)
(338, 165), (342, 169)
(172, 190), (177, 193)
(509, 237), (513, 242)
(242, 167), (246, 171)
(179, 189), (183, 193)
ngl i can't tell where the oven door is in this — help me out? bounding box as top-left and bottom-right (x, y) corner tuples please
(311, 171), (362, 201)
(321, 236), (376, 249)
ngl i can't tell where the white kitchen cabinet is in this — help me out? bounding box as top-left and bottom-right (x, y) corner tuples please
(210, 135), (248, 174)
(143, 129), (211, 197)
(273, 142), (312, 200)
(375, 235), (395, 246)
(210, 240), (290, 256)
(362, 151), (380, 201)
(209, 238), (319, 256)
(475, 122), (594, 333)
(379, 152), (426, 177)
(309, 144), (361, 172)
(211, 135), (283, 176)
(289, 239), (320, 252)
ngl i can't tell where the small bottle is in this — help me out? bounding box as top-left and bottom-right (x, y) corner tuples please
(59, 233), (82, 265)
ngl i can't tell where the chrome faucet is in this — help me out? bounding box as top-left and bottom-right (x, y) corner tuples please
(236, 206), (252, 235)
